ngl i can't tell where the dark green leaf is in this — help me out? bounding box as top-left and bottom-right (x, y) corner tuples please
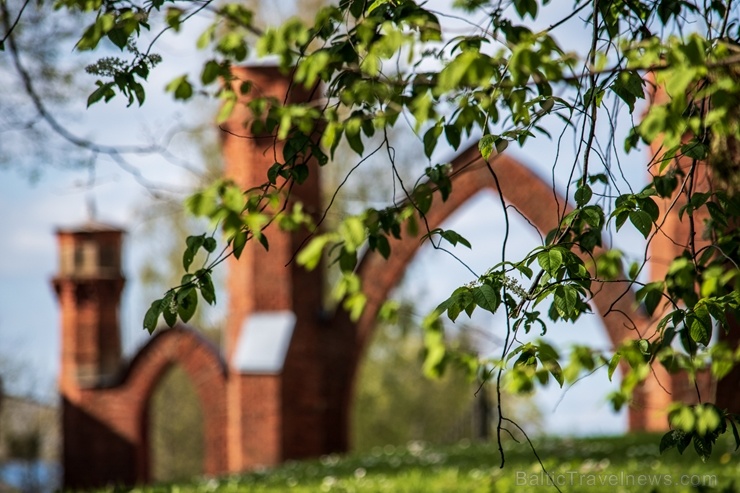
(423, 124), (442, 158)
(444, 124), (461, 150)
(143, 299), (163, 333)
(375, 234), (391, 259)
(676, 430), (692, 454)
(177, 287), (198, 323)
(575, 185), (592, 206)
(232, 229), (248, 259)
(293, 164), (309, 184)
(441, 229), (471, 248)
(199, 272), (216, 305)
(660, 430), (681, 453)
(87, 82), (115, 107)
(645, 288), (662, 316)
(203, 237), (217, 253)
(162, 291), (177, 328)
(729, 418), (740, 451)
(186, 234), (205, 252)
(414, 184), (433, 215)
(182, 248), (195, 272)
(339, 248), (357, 272)
(689, 305), (712, 346)
(201, 60), (222, 85)
(693, 435), (712, 462)
(629, 210), (653, 238)
(473, 284), (500, 313)
(107, 27), (128, 50)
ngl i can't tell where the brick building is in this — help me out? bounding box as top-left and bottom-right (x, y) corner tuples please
(54, 65), (715, 488)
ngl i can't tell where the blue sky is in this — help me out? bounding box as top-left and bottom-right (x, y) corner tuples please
(0, 0), (652, 436)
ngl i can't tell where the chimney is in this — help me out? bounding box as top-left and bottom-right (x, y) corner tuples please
(53, 221), (125, 390)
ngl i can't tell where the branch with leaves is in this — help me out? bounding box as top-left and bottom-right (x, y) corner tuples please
(47, 0), (740, 464)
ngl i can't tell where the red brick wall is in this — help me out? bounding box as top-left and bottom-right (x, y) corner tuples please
(59, 328), (228, 488)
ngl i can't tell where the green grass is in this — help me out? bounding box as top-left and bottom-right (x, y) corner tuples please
(137, 434), (739, 492)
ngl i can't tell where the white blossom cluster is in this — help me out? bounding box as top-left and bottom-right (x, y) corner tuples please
(465, 271), (529, 300)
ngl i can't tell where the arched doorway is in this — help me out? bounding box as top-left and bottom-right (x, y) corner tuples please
(148, 364), (204, 482)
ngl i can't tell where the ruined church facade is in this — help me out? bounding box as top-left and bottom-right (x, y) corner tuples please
(54, 65), (716, 488)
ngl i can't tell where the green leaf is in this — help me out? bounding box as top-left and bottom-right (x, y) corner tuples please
(143, 299), (163, 333)
(339, 248), (358, 272)
(297, 235), (333, 270)
(660, 430), (682, 453)
(87, 82), (115, 107)
(729, 419), (740, 451)
(217, 97), (236, 124)
(608, 352), (621, 381)
(340, 216), (365, 253)
(223, 185), (245, 212)
(166, 75), (193, 101)
(537, 248), (563, 276)
(186, 187), (219, 217)
(440, 229), (471, 248)
(107, 27), (128, 50)
(478, 135), (497, 160)
(689, 305), (712, 346)
(575, 185), (592, 206)
(201, 60), (222, 85)
(232, 229), (248, 260)
(693, 435), (712, 462)
(165, 7), (183, 31)
(344, 292), (366, 322)
(162, 291), (177, 328)
(610, 70), (644, 112)
(203, 237), (217, 253)
(414, 184), (433, 214)
(292, 164), (309, 184)
(629, 210), (653, 238)
(423, 124), (443, 158)
(638, 339), (650, 355)
(371, 234), (391, 259)
(444, 125), (461, 150)
(182, 247), (195, 272)
(198, 271), (216, 305)
(177, 287), (198, 323)
(473, 284), (500, 313)
(676, 430), (692, 454)
(553, 285), (578, 320)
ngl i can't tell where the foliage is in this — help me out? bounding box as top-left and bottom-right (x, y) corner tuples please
(102, 434), (739, 492)
(46, 0), (740, 464)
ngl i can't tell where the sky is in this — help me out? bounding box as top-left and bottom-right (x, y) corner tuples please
(0, 0), (653, 437)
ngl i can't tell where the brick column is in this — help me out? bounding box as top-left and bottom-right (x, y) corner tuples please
(221, 64), (328, 470)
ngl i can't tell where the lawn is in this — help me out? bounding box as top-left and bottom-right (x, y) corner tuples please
(135, 434), (738, 492)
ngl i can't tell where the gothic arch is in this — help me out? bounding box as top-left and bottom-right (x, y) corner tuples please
(120, 328), (229, 480)
(352, 145), (648, 358)
(330, 144), (652, 446)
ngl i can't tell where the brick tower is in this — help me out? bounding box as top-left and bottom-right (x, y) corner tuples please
(53, 222), (125, 392)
